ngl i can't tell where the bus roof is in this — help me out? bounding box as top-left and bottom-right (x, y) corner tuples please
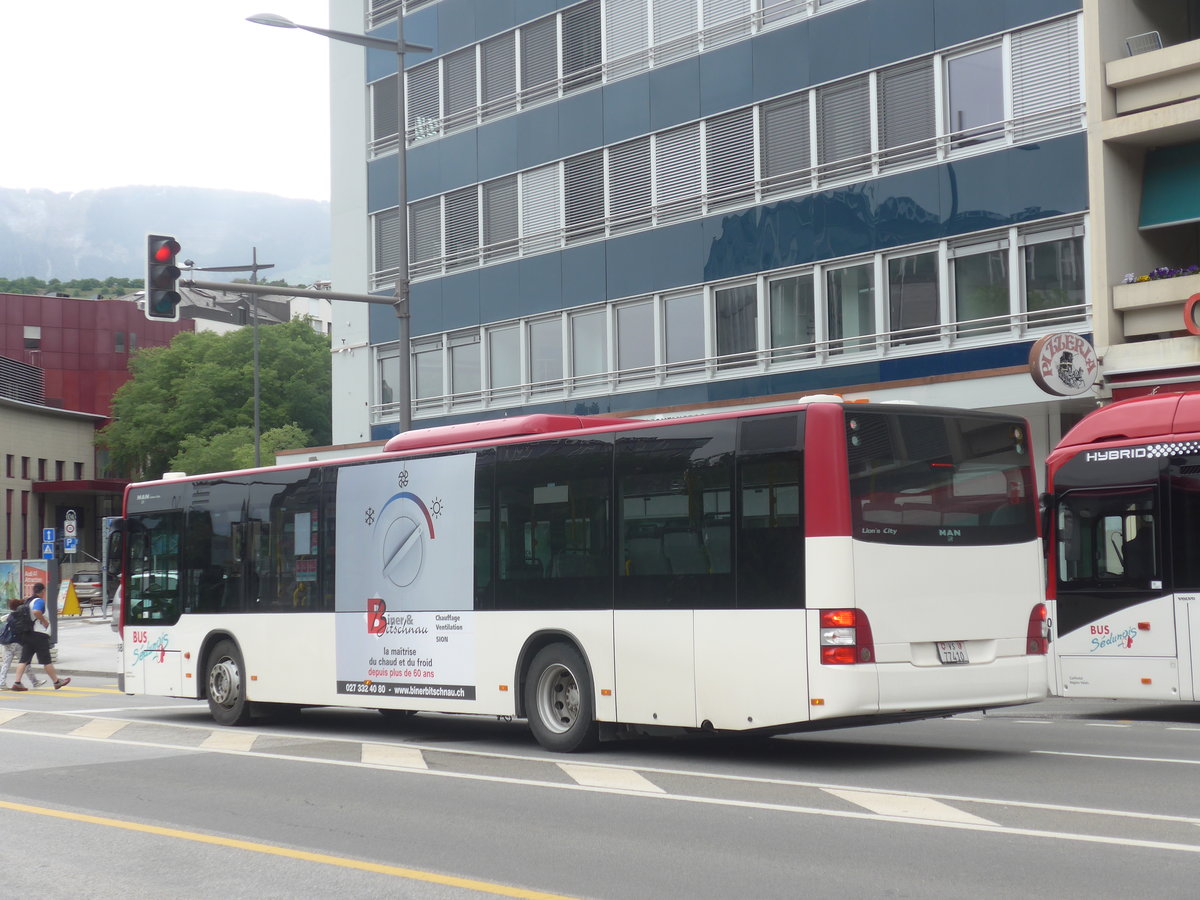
(1058, 391), (1200, 447)
(382, 413), (634, 452)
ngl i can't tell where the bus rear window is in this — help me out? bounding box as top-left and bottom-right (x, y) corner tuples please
(846, 410), (1036, 545)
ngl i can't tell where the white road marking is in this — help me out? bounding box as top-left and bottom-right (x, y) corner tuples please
(1011, 720), (1054, 725)
(361, 743), (428, 769)
(71, 719), (129, 738)
(1085, 723), (1131, 728)
(824, 788), (997, 826)
(0, 709), (26, 724)
(201, 731), (258, 751)
(1167, 727), (1200, 733)
(1034, 750), (1200, 766)
(558, 763), (665, 793)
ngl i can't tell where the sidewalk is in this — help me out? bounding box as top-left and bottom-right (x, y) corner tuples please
(52, 611), (120, 677)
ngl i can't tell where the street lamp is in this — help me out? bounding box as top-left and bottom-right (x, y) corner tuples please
(248, 11), (431, 433)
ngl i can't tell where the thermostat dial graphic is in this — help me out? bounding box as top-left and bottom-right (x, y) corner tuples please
(375, 492), (436, 588)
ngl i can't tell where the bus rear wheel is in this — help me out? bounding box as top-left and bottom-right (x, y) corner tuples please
(525, 643), (598, 752)
(207, 639), (251, 726)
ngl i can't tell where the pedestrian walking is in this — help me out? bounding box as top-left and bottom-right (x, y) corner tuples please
(6, 585), (71, 691)
(0, 599), (43, 688)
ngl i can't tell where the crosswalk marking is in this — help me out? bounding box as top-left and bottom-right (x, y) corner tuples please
(71, 719), (129, 738)
(200, 731), (258, 751)
(361, 743), (428, 769)
(824, 788), (997, 826)
(557, 763), (665, 793)
(0, 709), (25, 724)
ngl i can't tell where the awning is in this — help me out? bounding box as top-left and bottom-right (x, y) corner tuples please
(1140, 142), (1200, 229)
(31, 479), (128, 496)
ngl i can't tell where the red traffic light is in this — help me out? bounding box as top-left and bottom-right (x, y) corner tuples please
(152, 239), (181, 263)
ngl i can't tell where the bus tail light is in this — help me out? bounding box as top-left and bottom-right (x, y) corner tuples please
(820, 608), (875, 664)
(1027, 603), (1049, 655)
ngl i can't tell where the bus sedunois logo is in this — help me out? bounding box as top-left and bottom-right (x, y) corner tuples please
(1029, 333), (1098, 397)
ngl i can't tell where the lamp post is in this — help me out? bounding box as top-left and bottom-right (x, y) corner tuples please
(248, 11), (430, 433)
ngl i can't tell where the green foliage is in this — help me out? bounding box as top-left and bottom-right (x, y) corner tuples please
(100, 319), (331, 479)
(170, 423), (313, 475)
(0, 276), (144, 298)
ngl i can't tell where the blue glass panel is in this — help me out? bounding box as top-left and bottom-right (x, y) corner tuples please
(603, 76), (652, 145)
(867, 0), (936, 68)
(1004, 0), (1081, 30)
(404, 145), (439, 203)
(409, 279), (443, 336)
(476, 0), (516, 40)
(699, 41), (754, 119)
(649, 57), (701, 133)
(399, 9), (439, 64)
(871, 167), (945, 248)
(368, 155), (400, 213)
(519, 253), (564, 315)
(752, 21), (809, 104)
(810, 2), (872, 84)
(558, 90), (605, 159)
(370, 298), (405, 344)
(514, 0), (559, 24)
(932, 0), (1004, 48)
(476, 116), (520, 182)
(561, 242), (608, 308)
(441, 269), (482, 330)
(438, 1), (476, 54)
(439, 130), (479, 192)
(481, 259), (521, 322)
(517, 104), (560, 170)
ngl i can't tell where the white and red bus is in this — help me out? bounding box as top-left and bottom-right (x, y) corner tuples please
(1045, 391), (1200, 702)
(112, 398), (1048, 751)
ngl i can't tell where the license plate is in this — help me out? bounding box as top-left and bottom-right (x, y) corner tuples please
(936, 641), (969, 665)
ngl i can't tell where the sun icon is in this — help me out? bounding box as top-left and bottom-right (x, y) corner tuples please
(431, 498), (445, 519)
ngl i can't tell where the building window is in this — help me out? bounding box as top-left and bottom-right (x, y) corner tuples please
(480, 32), (517, 118)
(74, 462), (84, 480)
(715, 283), (758, 367)
(769, 273), (815, 360)
(377, 351), (401, 408)
(655, 123), (703, 224)
(520, 15), (559, 104)
(408, 199), (442, 275)
(665, 292), (705, 374)
(608, 137), (653, 232)
(817, 75), (871, 179)
(37, 459), (46, 481)
(888, 251), (940, 344)
(115, 332), (126, 353)
(570, 310), (608, 381)
(1024, 234), (1084, 325)
(23, 326), (41, 350)
(5, 455), (11, 478)
(878, 58), (935, 166)
(564, 151), (605, 242)
(482, 176), (519, 261)
(444, 186), (480, 270)
(488, 326), (521, 393)
(827, 262), (876, 353)
(954, 244), (1010, 335)
(617, 301), (655, 382)
(561, 0), (602, 89)
(443, 46), (478, 127)
(946, 45), (1005, 147)
(414, 341), (443, 400)
(449, 332), (481, 399)
(528, 318), (563, 392)
(21, 457), (29, 480)
(706, 107), (755, 209)
(406, 61), (441, 141)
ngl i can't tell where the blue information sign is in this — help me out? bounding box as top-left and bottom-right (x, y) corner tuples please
(64, 536), (78, 553)
(42, 542), (55, 560)
(43, 528), (56, 543)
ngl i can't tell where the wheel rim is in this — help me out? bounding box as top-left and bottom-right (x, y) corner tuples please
(535, 663), (581, 735)
(209, 656), (241, 709)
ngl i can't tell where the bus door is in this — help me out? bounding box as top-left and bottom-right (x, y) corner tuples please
(1168, 459), (1200, 701)
(1054, 485), (1179, 698)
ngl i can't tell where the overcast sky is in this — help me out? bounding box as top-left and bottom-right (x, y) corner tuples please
(1, 1), (333, 202)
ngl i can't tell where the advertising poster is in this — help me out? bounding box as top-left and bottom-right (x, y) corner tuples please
(334, 454), (477, 700)
(0, 561), (49, 603)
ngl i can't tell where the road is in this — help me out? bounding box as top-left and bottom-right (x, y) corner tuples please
(2, 678), (1198, 898)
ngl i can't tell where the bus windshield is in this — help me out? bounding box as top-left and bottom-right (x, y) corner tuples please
(1055, 486), (1160, 590)
(846, 409), (1036, 545)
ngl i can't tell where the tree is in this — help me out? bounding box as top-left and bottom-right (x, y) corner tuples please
(101, 319), (331, 479)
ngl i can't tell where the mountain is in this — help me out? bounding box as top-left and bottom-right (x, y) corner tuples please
(0, 186), (330, 284)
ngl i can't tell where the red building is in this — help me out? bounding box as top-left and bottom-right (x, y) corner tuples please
(0, 293), (192, 418)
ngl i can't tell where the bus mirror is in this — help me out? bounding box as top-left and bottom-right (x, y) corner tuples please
(1039, 493), (1054, 546)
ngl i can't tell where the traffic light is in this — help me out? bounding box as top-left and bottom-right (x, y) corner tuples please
(145, 233), (182, 321)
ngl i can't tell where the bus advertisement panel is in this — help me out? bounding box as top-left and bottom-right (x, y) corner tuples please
(1045, 391), (1200, 702)
(114, 399), (1048, 751)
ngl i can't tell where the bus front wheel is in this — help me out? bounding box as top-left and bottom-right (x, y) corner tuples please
(207, 639), (251, 726)
(525, 643), (599, 752)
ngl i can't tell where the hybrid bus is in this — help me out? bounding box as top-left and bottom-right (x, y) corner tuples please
(112, 397), (1048, 751)
(1045, 391), (1200, 701)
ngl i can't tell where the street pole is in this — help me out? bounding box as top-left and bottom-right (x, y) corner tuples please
(247, 12), (431, 434)
(393, 15), (412, 433)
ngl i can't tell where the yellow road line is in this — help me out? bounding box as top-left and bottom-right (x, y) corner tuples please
(0, 799), (581, 900)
